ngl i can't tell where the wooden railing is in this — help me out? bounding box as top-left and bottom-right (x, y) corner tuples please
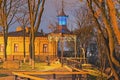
(61, 57), (88, 68)
(61, 57), (108, 78)
(12, 57), (108, 80)
(13, 72), (45, 80)
(12, 71), (88, 80)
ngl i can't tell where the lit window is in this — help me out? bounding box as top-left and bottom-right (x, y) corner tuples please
(0, 44), (4, 52)
(43, 44), (48, 53)
(14, 44), (18, 52)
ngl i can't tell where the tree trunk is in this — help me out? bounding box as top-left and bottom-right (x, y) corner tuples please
(106, 0), (120, 67)
(29, 33), (32, 65)
(86, 1), (119, 79)
(23, 27), (26, 63)
(3, 27), (7, 61)
(101, 7), (119, 80)
(106, 0), (120, 45)
(31, 28), (35, 69)
(27, 0), (45, 69)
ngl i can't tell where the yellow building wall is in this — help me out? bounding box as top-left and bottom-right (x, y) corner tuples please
(0, 36), (57, 61)
(0, 37), (4, 56)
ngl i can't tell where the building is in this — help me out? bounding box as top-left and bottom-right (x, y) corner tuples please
(0, 3), (76, 61)
(0, 27), (57, 61)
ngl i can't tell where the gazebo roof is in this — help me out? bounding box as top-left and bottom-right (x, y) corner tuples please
(53, 25), (71, 34)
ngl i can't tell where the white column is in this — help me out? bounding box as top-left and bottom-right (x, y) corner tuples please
(55, 37), (58, 57)
(61, 36), (64, 67)
(48, 35), (52, 57)
(74, 36), (77, 58)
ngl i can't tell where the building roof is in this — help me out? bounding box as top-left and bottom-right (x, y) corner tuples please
(0, 30), (47, 37)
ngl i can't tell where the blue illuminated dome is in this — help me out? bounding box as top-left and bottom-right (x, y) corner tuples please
(58, 16), (67, 26)
(53, 6), (70, 34)
(58, 8), (68, 26)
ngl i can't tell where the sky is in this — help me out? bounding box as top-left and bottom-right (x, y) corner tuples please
(9, 0), (84, 33)
(39, 0), (82, 33)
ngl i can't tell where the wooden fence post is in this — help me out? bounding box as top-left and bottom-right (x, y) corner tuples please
(53, 74), (56, 79)
(14, 75), (17, 80)
(72, 69), (76, 80)
(27, 78), (31, 80)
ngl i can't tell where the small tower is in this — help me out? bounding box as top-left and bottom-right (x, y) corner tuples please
(54, 0), (70, 34)
(48, 0), (77, 61)
(58, 8), (68, 26)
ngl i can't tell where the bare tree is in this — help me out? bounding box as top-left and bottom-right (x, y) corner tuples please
(15, 1), (29, 63)
(72, 5), (96, 60)
(48, 22), (58, 32)
(86, 0), (120, 79)
(27, 0), (45, 69)
(0, 0), (20, 61)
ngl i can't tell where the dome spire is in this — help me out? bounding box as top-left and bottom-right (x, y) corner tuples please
(54, 0), (70, 34)
(62, 0), (64, 11)
(58, 0), (66, 16)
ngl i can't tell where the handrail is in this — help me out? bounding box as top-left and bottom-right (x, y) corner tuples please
(71, 67), (108, 78)
(12, 57), (108, 79)
(13, 71), (88, 75)
(62, 57), (108, 78)
(12, 72), (45, 80)
(12, 71), (88, 80)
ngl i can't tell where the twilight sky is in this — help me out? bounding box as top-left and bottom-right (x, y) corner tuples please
(9, 0), (84, 33)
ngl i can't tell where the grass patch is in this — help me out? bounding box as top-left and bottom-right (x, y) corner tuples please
(0, 61), (61, 71)
(19, 62), (57, 71)
(19, 63), (45, 71)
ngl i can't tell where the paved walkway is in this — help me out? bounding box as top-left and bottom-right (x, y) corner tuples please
(0, 76), (14, 80)
(0, 70), (14, 80)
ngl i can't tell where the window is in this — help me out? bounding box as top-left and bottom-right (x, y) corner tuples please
(0, 44), (4, 52)
(14, 44), (18, 52)
(43, 44), (48, 53)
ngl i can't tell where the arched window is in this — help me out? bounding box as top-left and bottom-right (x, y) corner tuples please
(14, 44), (18, 52)
(43, 44), (48, 53)
(0, 44), (4, 52)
